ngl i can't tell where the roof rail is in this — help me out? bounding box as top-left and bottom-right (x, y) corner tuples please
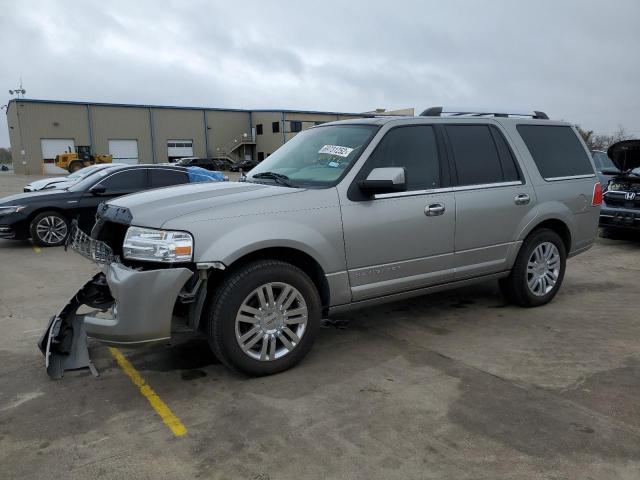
(420, 106), (549, 120)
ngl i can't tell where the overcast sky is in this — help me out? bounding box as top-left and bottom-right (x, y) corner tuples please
(1, 0), (639, 148)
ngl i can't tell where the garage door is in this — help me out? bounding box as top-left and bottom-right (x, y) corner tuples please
(41, 139), (75, 174)
(167, 139), (193, 162)
(109, 140), (139, 165)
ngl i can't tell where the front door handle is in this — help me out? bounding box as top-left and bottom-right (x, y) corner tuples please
(425, 203), (445, 216)
(514, 194), (530, 205)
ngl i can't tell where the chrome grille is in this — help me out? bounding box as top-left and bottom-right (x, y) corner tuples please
(66, 223), (120, 265)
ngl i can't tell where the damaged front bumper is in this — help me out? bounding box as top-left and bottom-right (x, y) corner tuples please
(39, 262), (193, 379)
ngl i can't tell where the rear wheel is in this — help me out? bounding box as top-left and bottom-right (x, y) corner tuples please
(204, 260), (321, 376)
(499, 228), (566, 307)
(30, 211), (69, 247)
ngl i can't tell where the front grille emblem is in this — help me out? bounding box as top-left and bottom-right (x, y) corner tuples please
(625, 192), (636, 201)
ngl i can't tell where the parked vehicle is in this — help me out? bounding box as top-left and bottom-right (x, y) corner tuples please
(42, 108), (601, 378)
(24, 163), (126, 192)
(229, 159), (259, 172)
(1, 165), (9, 172)
(598, 140), (640, 231)
(0, 164), (222, 247)
(54, 145), (112, 173)
(176, 157), (234, 172)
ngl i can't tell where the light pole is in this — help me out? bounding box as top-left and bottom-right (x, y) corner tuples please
(9, 78), (26, 99)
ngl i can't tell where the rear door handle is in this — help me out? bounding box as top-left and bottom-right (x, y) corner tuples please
(425, 203), (445, 216)
(514, 194), (530, 205)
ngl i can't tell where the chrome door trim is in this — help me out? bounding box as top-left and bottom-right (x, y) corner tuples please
(544, 174), (596, 181)
(373, 180), (523, 199)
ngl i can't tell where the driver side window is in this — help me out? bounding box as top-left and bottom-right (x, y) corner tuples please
(97, 169), (148, 192)
(363, 125), (441, 191)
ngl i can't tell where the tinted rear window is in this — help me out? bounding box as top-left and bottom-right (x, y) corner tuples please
(517, 125), (594, 179)
(150, 169), (189, 188)
(446, 125), (519, 186)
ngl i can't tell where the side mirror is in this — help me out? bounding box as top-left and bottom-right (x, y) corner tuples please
(90, 185), (107, 195)
(359, 167), (406, 195)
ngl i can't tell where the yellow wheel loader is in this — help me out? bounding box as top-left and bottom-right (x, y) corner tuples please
(54, 146), (112, 173)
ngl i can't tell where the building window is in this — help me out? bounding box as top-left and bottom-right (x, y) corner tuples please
(258, 152), (265, 161)
(256, 124), (263, 135)
(272, 121), (280, 133)
(290, 121), (302, 133)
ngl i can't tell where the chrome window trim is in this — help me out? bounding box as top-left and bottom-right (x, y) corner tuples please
(373, 181), (523, 199)
(450, 180), (523, 192)
(544, 174), (596, 181)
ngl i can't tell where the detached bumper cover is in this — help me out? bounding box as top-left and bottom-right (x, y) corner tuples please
(85, 263), (192, 345)
(39, 263), (192, 378)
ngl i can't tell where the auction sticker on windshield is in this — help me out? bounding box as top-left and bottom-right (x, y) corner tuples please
(318, 145), (354, 157)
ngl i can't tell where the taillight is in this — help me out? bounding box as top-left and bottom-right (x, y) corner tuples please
(592, 182), (603, 206)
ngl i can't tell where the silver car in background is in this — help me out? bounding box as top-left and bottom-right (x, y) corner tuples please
(24, 163), (126, 192)
(42, 107), (601, 378)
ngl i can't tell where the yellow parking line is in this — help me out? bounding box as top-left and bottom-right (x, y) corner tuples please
(108, 347), (187, 437)
(32, 245), (41, 253)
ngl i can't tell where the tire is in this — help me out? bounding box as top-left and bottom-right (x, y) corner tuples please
(29, 211), (69, 247)
(499, 228), (567, 307)
(68, 161), (84, 172)
(204, 260), (322, 376)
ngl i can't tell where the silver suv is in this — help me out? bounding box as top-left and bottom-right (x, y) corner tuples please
(41, 107), (602, 377)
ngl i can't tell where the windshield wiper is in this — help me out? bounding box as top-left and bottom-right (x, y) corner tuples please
(251, 172), (297, 188)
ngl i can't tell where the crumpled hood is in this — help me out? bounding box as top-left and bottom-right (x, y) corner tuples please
(107, 181), (303, 228)
(607, 140), (640, 172)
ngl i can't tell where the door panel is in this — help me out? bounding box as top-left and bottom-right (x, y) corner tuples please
(341, 192), (455, 301)
(454, 184), (536, 278)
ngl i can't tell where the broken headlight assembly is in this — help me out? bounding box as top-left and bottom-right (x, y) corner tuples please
(122, 226), (193, 263)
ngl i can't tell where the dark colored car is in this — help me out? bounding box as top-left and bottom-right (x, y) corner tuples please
(598, 140), (640, 231)
(175, 157), (233, 172)
(0, 164), (197, 247)
(591, 150), (618, 186)
(229, 159), (259, 172)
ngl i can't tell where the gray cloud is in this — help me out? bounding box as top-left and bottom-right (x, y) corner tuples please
(1, 0), (639, 147)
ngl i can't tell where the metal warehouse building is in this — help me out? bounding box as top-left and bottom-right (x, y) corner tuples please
(5, 99), (413, 175)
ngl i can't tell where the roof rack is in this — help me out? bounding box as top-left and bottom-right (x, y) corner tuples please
(420, 106), (549, 120)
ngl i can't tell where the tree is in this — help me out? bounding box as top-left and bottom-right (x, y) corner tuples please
(0, 147), (11, 164)
(575, 125), (630, 151)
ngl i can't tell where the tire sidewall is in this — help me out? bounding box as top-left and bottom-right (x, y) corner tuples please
(210, 262), (321, 376)
(30, 211), (69, 247)
(516, 229), (567, 306)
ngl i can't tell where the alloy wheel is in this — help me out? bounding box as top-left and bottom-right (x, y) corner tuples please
(35, 215), (68, 245)
(526, 241), (561, 296)
(235, 282), (308, 361)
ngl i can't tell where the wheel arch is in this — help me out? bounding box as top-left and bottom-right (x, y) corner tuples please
(525, 218), (572, 253)
(206, 246), (331, 317)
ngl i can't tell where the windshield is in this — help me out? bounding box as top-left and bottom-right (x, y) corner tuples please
(247, 124), (378, 187)
(67, 164), (101, 180)
(68, 167), (118, 191)
(591, 151), (615, 171)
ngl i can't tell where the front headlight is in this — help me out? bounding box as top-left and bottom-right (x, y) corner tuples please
(0, 205), (26, 216)
(123, 226), (193, 263)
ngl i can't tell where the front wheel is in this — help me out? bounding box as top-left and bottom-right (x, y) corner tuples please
(204, 260), (321, 376)
(499, 228), (567, 307)
(29, 211), (69, 247)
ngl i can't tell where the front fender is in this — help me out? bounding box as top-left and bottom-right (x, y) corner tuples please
(196, 217), (345, 274)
